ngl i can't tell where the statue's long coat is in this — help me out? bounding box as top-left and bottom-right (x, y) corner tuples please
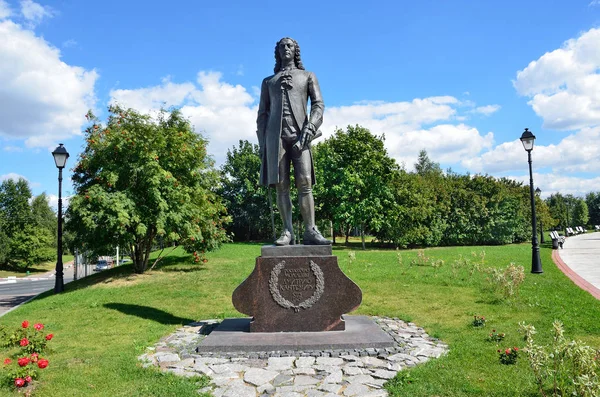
(256, 69), (324, 186)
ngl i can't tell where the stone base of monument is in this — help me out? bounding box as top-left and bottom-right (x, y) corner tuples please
(232, 245), (362, 332)
(196, 315), (395, 353)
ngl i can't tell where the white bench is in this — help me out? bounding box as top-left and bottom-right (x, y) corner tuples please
(566, 227), (576, 236)
(550, 231), (565, 249)
(576, 226), (586, 234)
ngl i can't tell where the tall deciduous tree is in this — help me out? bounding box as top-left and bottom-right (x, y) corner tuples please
(313, 125), (398, 248)
(67, 106), (229, 273)
(585, 192), (600, 226)
(572, 198), (589, 226)
(219, 140), (272, 241)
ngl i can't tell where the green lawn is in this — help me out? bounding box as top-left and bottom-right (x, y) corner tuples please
(0, 241), (598, 396)
(0, 255), (74, 278)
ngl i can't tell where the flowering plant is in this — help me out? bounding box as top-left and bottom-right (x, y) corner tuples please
(498, 346), (519, 365)
(0, 320), (54, 389)
(487, 329), (506, 343)
(472, 315), (486, 327)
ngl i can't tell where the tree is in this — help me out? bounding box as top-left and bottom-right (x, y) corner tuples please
(67, 106), (230, 273)
(0, 179), (56, 269)
(313, 125), (398, 248)
(219, 140), (272, 241)
(414, 149), (442, 176)
(585, 192), (600, 226)
(572, 198), (589, 226)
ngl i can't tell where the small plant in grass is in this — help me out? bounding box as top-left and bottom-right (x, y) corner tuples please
(472, 315), (486, 327)
(348, 251), (356, 265)
(410, 250), (430, 266)
(520, 320), (600, 397)
(385, 370), (415, 392)
(485, 262), (525, 299)
(498, 347), (519, 365)
(0, 320), (53, 390)
(487, 329), (506, 343)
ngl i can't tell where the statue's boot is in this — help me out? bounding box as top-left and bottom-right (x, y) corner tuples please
(275, 230), (295, 246)
(303, 226), (331, 245)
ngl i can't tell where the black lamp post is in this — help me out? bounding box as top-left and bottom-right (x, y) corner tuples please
(535, 187), (545, 243)
(520, 129), (543, 274)
(52, 144), (69, 293)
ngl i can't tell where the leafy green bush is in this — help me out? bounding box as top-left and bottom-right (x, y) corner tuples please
(520, 320), (600, 397)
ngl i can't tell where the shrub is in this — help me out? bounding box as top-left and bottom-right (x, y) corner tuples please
(472, 315), (486, 328)
(486, 262), (525, 299)
(520, 320), (600, 397)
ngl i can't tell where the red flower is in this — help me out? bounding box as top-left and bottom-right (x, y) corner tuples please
(20, 338), (29, 347)
(505, 349), (511, 355)
(45, 334), (53, 341)
(14, 378), (25, 388)
(34, 323), (44, 331)
(37, 359), (49, 369)
(3, 358), (11, 365)
(492, 329), (496, 333)
(22, 320), (29, 328)
(30, 353), (38, 363)
(25, 376), (32, 383)
(514, 347), (519, 351)
(18, 357), (30, 367)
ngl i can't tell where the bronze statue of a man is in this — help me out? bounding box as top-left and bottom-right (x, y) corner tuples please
(257, 37), (331, 246)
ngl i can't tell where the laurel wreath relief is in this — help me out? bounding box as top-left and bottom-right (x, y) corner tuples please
(269, 260), (325, 312)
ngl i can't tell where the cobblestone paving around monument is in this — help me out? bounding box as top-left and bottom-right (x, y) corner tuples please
(138, 317), (448, 397)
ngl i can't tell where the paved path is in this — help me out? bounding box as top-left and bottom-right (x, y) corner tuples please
(554, 231), (600, 299)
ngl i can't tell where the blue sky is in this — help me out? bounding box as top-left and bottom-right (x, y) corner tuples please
(1, 0), (600, 209)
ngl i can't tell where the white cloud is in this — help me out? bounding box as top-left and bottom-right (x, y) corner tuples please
(3, 145), (23, 152)
(590, 0), (600, 6)
(514, 28), (600, 130)
(110, 73), (498, 169)
(0, 20), (98, 147)
(0, 0), (11, 19)
(470, 104), (501, 116)
(62, 38), (77, 48)
(462, 126), (600, 175)
(1, 172), (28, 182)
(509, 172), (600, 198)
(20, 0), (54, 26)
(47, 193), (69, 211)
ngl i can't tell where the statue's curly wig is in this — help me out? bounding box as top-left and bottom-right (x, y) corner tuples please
(274, 37), (305, 73)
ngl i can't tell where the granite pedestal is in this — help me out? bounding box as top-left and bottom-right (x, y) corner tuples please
(195, 315), (395, 352)
(232, 245), (362, 332)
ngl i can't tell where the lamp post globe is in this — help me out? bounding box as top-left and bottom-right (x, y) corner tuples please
(52, 144), (69, 293)
(521, 129), (542, 274)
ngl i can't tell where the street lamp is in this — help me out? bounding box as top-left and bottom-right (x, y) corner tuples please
(535, 187), (545, 243)
(520, 129), (542, 274)
(52, 144), (69, 293)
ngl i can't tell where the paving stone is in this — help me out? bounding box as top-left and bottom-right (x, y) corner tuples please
(268, 357), (296, 370)
(257, 383), (275, 394)
(343, 383), (371, 396)
(192, 362), (215, 376)
(293, 367), (316, 375)
(295, 357), (316, 367)
(370, 368), (397, 380)
(365, 378), (387, 388)
(345, 374), (376, 384)
(195, 357), (230, 365)
(342, 365), (364, 376)
(273, 392), (303, 397)
(314, 364), (341, 373)
(294, 375), (320, 386)
(318, 383), (343, 394)
(362, 357), (389, 368)
(322, 369), (343, 384)
(316, 357), (344, 366)
(273, 373), (293, 386)
(222, 379), (256, 397)
(244, 367), (279, 386)
(210, 363), (249, 374)
(155, 352), (180, 363)
(362, 390), (389, 397)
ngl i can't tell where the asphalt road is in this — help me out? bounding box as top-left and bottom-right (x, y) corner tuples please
(0, 264), (96, 316)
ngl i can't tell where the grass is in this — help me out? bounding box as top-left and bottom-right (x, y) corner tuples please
(0, 255), (74, 278)
(0, 240), (599, 396)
